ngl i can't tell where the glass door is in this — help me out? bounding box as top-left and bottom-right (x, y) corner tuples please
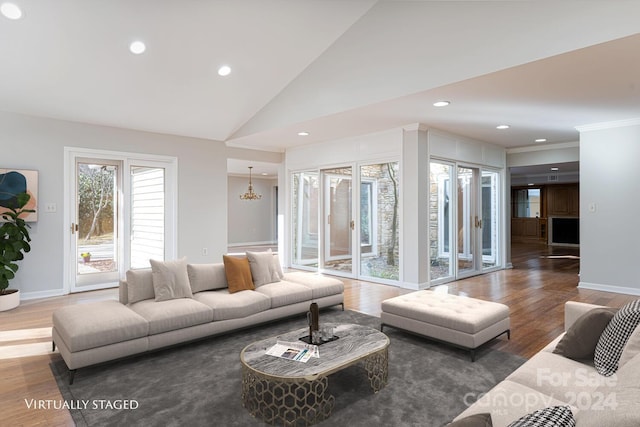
(457, 166), (477, 276)
(291, 171), (319, 269)
(72, 158), (121, 289)
(429, 161), (454, 282)
(321, 167), (354, 276)
(359, 162), (400, 282)
(481, 170), (500, 270)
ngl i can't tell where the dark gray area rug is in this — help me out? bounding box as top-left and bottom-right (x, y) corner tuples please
(51, 308), (525, 427)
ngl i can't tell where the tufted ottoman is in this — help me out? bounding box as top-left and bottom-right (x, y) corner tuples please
(380, 290), (510, 361)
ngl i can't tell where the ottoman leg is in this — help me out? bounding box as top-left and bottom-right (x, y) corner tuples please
(470, 349), (476, 362)
(69, 370), (76, 385)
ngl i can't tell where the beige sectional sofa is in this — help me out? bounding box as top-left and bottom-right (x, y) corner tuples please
(52, 260), (344, 384)
(452, 301), (640, 426)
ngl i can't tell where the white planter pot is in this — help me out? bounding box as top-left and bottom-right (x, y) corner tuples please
(0, 289), (20, 311)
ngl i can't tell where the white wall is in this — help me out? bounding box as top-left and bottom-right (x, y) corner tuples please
(578, 120), (640, 295)
(227, 176), (277, 246)
(1, 111), (228, 299)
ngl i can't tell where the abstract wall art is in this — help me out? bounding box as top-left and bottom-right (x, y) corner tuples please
(0, 169), (38, 222)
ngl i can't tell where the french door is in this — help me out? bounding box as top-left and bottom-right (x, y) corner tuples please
(65, 149), (177, 292)
(321, 167), (354, 276)
(429, 161), (500, 283)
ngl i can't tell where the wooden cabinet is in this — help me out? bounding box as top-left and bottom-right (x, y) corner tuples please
(547, 184), (579, 217)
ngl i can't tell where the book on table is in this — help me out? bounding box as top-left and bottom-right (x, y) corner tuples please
(265, 341), (320, 363)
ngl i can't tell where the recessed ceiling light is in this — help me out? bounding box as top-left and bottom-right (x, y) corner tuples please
(496, 125), (510, 130)
(261, 173), (268, 176)
(297, 131), (310, 136)
(129, 41), (146, 54)
(1, 2), (22, 20)
(550, 167), (559, 171)
(535, 138), (547, 143)
(218, 65), (231, 76)
(528, 183), (535, 186)
(433, 101), (450, 107)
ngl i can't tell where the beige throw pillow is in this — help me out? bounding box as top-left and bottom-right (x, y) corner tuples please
(150, 258), (193, 301)
(126, 268), (155, 304)
(246, 249), (281, 287)
(187, 263), (227, 293)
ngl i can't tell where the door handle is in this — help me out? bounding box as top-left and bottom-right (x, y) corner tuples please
(474, 216), (482, 228)
(71, 223), (79, 234)
(350, 220), (355, 230)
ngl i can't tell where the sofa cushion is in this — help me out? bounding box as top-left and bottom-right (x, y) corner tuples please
(52, 300), (149, 352)
(187, 263), (227, 293)
(129, 298), (213, 335)
(193, 289), (271, 321)
(454, 380), (572, 427)
(595, 299), (640, 376)
(223, 255), (255, 293)
(126, 268), (155, 304)
(506, 351), (609, 401)
(283, 272), (344, 299)
(553, 307), (617, 360)
(575, 352), (640, 427)
(150, 258), (193, 301)
(246, 249), (281, 287)
(254, 281), (313, 308)
(618, 323), (640, 368)
(448, 413), (492, 426)
(507, 405), (575, 427)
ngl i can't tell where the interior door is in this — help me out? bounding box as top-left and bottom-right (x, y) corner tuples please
(321, 167), (354, 276)
(457, 166), (478, 277)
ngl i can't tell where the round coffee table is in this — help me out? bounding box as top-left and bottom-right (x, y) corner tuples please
(240, 323), (389, 426)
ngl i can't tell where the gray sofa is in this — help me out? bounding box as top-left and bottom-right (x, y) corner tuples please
(52, 262), (344, 384)
(453, 301), (640, 426)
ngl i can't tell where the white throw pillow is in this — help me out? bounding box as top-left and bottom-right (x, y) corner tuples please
(126, 268), (155, 304)
(246, 249), (281, 287)
(150, 257), (193, 301)
(187, 263), (227, 293)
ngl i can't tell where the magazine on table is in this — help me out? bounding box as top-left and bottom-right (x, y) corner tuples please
(265, 341), (320, 363)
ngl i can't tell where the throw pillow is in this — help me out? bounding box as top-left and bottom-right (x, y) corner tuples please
(553, 307), (618, 360)
(126, 268), (155, 304)
(223, 255), (255, 293)
(150, 258), (193, 301)
(595, 299), (640, 376)
(448, 413), (492, 426)
(575, 352), (640, 427)
(617, 323), (640, 368)
(507, 406), (575, 427)
(246, 249), (280, 287)
(187, 263), (227, 293)
(272, 253), (285, 280)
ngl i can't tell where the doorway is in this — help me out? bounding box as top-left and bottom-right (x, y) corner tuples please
(65, 148), (177, 292)
(429, 161), (500, 283)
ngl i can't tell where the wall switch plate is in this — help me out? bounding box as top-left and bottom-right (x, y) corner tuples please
(45, 203), (57, 213)
(588, 203), (597, 213)
(202, 247), (208, 256)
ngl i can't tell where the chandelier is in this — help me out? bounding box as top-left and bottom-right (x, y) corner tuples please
(239, 166), (262, 200)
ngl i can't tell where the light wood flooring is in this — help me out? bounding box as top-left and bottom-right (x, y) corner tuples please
(1, 243), (637, 426)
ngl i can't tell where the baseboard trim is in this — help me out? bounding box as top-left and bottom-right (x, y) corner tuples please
(578, 281), (640, 296)
(20, 289), (67, 301)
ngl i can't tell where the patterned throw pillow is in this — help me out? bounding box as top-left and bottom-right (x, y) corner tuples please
(594, 299), (640, 376)
(507, 406), (575, 427)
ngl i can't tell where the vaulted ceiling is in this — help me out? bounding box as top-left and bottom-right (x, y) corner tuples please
(2, 1), (639, 154)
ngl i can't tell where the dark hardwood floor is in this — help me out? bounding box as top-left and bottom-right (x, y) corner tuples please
(0, 242), (637, 425)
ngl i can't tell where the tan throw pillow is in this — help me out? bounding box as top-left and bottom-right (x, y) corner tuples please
(223, 255), (255, 293)
(553, 307), (618, 360)
(246, 249), (281, 287)
(150, 258), (193, 301)
(126, 268), (155, 304)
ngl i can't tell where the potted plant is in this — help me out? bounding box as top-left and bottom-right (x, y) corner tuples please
(81, 252), (91, 263)
(0, 192), (34, 311)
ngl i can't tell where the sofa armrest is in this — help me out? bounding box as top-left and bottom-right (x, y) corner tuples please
(565, 301), (606, 331)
